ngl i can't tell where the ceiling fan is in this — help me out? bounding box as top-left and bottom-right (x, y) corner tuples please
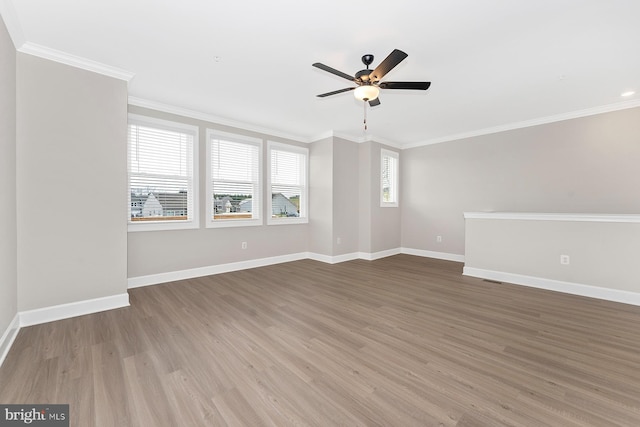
(312, 49), (431, 107)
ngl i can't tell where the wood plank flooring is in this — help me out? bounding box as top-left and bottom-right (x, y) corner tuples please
(2, 255), (640, 426)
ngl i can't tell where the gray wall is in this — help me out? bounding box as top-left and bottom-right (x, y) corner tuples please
(358, 141), (401, 254)
(308, 137), (333, 256)
(357, 142), (373, 254)
(0, 17), (17, 332)
(307, 137), (398, 259)
(127, 106), (310, 279)
(332, 138), (360, 256)
(401, 107), (640, 257)
(16, 54), (128, 311)
(308, 136), (361, 258)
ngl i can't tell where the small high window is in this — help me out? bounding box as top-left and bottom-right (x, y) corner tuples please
(381, 149), (399, 207)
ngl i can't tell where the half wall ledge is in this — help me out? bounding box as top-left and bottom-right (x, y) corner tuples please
(463, 212), (640, 306)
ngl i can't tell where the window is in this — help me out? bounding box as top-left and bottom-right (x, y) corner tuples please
(267, 142), (308, 224)
(128, 114), (198, 231)
(206, 130), (262, 227)
(381, 149), (399, 207)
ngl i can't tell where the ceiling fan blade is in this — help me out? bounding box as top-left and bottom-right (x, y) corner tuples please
(316, 87), (356, 97)
(379, 81), (431, 90)
(368, 98), (381, 107)
(368, 49), (408, 82)
(312, 63), (355, 82)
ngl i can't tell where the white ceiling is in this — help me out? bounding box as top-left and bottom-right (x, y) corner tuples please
(3, 0), (640, 147)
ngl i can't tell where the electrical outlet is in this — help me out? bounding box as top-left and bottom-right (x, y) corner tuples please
(436, 235), (442, 243)
(560, 254), (570, 265)
(337, 237), (342, 245)
(241, 242), (247, 250)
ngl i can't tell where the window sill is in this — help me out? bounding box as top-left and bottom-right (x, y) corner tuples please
(128, 220), (199, 232)
(267, 217), (309, 225)
(206, 218), (263, 228)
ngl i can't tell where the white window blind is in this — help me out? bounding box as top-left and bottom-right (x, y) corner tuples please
(128, 115), (198, 230)
(207, 131), (262, 227)
(381, 149), (399, 207)
(268, 142), (308, 224)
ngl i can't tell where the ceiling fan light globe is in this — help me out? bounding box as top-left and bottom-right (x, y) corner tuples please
(354, 85), (379, 101)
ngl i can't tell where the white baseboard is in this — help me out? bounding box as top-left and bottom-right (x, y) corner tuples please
(128, 252), (309, 288)
(401, 247), (465, 263)
(128, 248), (467, 289)
(0, 313), (20, 368)
(361, 248), (402, 261)
(307, 252), (360, 264)
(129, 250), (405, 286)
(308, 249), (403, 264)
(19, 293), (130, 327)
(463, 267), (640, 307)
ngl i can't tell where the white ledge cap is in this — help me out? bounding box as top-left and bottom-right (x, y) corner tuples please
(463, 212), (640, 223)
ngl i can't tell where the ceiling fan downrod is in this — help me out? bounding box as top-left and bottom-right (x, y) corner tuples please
(364, 101), (368, 131)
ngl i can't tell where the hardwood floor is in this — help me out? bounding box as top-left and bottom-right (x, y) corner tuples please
(2, 255), (640, 426)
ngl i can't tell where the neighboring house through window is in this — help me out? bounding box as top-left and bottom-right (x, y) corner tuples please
(381, 148), (399, 207)
(267, 141), (308, 224)
(127, 114), (198, 231)
(206, 130), (262, 227)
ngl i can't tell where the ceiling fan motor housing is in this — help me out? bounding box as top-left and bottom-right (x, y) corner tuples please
(355, 69), (373, 83)
(357, 54), (375, 82)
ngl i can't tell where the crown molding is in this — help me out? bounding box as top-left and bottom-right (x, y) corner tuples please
(373, 135), (402, 149)
(128, 96), (640, 150)
(308, 130), (335, 142)
(0, 0), (25, 47)
(404, 99), (640, 149)
(309, 130), (364, 144)
(18, 42), (135, 81)
(128, 96), (311, 143)
(1, 3), (134, 81)
(128, 98), (403, 147)
(309, 130), (401, 148)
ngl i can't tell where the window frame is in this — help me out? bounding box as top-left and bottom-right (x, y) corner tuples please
(380, 148), (399, 208)
(127, 114), (199, 232)
(206, 129), (263, 228)
(267, 141), (309, 225)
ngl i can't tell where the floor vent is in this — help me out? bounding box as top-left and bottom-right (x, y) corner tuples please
(483, 279), (503, 284)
